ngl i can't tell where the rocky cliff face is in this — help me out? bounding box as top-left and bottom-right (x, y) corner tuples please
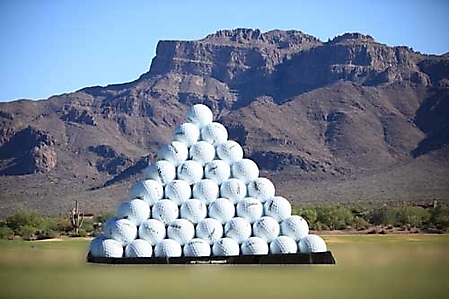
(0, 28), (448, 216)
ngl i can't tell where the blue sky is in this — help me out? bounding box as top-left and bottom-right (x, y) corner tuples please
(1, 0), (448, 102)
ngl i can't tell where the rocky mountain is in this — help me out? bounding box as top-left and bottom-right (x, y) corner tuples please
(0, 28), (448, 216)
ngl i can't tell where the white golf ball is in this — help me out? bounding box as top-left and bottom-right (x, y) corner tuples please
(143, 160), (176, 186)
(125, 239), (153, 257)
(252, 216), (280, 243)
(192, 179), (219, 205)
(186, 104), (213, 128)
(103, 218), (137, 246)
(129, 180), (164, 206)
(298, 234), (328, 253)
(208, 198), (235, 224)
(220, 178), (247, 204)
(151, 199), (179, 225)
(189, 141), (216, 166)
(116, 199), (150, 226)
(89, 235), (107, 257)
(180, 199), (207, 224)
(224, 217), (252, 244)
(270, 236), (298, 254)
(241, 237), (269, 255)
(138, 219), (166, 245)
(154, 239), (182, 258)
(174, 122), (200, 147)
(177, 160), (204, 185)
(201, 122), (228, 145)
(231, 159), (259, 184)
(212, 237), (240, 256)
(264, 196), (292, 222)
(195, 218), (224, 245)
(90, 237), (124, 258)
(216, 140), (243, 164)
(183, 238), (211, 257)
(204, 160), (230, 185)
(236, 197), (263, 224)
(164, 180), (192, 206)
(247, 178), (275, 203)
(281, 215), (309, 241)
(157, 141), (188, 167)
(167, 219), (195, 246)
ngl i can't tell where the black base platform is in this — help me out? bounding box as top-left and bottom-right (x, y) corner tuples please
(86, 251), (336, 265)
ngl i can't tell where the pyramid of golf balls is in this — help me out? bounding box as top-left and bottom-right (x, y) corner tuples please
(89, 104), (328, 258)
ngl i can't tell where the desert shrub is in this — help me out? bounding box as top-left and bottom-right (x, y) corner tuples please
(6, 211), (44, 234)
(430, 203), (449, 228)
(315, 205), (354, 230)
(368, 206), (399, 226)
(0, 226), (14, 239)
(17, 225), (37, 240)
(396, 206), (431, 227)
(36, 229), (59, 240)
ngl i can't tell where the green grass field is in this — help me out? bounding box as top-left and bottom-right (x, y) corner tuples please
(0, 235), (448, 299)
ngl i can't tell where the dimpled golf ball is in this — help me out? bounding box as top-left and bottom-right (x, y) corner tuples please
(183, 238), (211, 257)
(224, 217), (252, 244)
(177, 160), (204, 185)
(195, 218), (224, 245)
(180, 199), (207, 224)
(174, 122), (200, 147)
(129, 180), (164, 206)
(247, 177), (275, 203)
(91, 238), (124, 258)
(192, 179), (219, 205)
(264, 196), (292, 222)
(236, 197), (263, 224)
(116, 198), (150, 226)
(125, 239), (153, 257)
(241, 237), (269, 255)
(143, 160), (176, 186)
(154, 239), (182, 258)
(208, 198), (235, 224)
(189, 141), (216, 166)
(281, 215), (309, 241)
(103, 218), (138, 246)
(201, 122), (228, 145)
(151, 199), (179, 225)
(220, 178), (247, 204)
(89, 235), (107, 257)
(270, 236), (298, 254)
(157, 141), (188, 167)
(216, 140), (243, 165)
(138, 219), (166, 245)
(212, 237), (240, 256)
(164, 180), (192, 206)
(252, 216), (280, 243)
(204, 160), (230, 185)
(167, 219), (195, 246)
(186, 104), (213, 129)
(298, 234), (327, 253)
(231, 159), (259, 184)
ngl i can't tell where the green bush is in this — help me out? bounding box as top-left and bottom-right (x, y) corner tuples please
(18, 225), (37, 240)
(6, 211), (44, 234)
(430, 203), (449, 228)
(0, 226), (14, 239)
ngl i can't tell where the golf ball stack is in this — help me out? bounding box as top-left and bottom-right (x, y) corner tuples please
(212, 237), (240, 256)
(116, 198), (150, 226)
(216, 140), (244, 165)
(231, 159), (260, 184)
(252, 216), (280, 243)
(177, 160), (204, 185)
(125, 239), (153, 257)
(189, 141), (216, 166)
(236, 197), (263, 224)
(174, 122), (200, 147)
(167, 219), (195, 246)
(269, 236), (298, 254)
(264, 196), (292, 222)
(220, 178), (247, 204)
(103, 218), (138, 247)
(154, 239), (182, 258)
(186, 104), (213, 128)
(208, 198), (235, 224)
(241, 237), (269, 255)
(183, 238), (212, 257)
(128, 179), (164, 206)
(204, 160), (231, 185)
(180, 199), (207, 224)
(195, 218), (224, 245)
(164, 180), (192, 206)
(151, 199), (179, 225)
(157, 141), (188, 167)
(138, 219), (166, 245)
(192, 179), (219, 205)
(143, 160), (176, 186)
(224, 217), (252, 244)
(247, 177), (275, 203)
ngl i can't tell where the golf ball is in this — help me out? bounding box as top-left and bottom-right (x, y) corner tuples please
(103, 218), (137, 247)
(129, 179), (164, 206)
(231, 159), (259, 184)
(116, 198), (150, 226)
(189, 141), (216, 166)
(200, 122), (228, 145)
(180, 199), (207, 224)
(220, 178), (247, 204)
(298, 234), (328, 253)
(208, 198), (235, 224)
(89, 235), (107, 257)
(183, 238), (211, 257)
(177, 160), (204, 185)
(125, 239), (153, 257)
(143, 160), (176, 186)
(269, 236), (298, 254)
(212, 237), (240, 256)
(241, 237), (269, 255)
(167, 219), (195, 246)
(224, 217), (252, 244)
(186, 104), (213, 128)
(164, 180), (192, 206)
(216, 140), (243, 165)
(281, 215), (309, 241)
(157, 141), (188, 167)
(192, 179), (219, 205)
(204, 160), (230, 185)
(236, 197), (263, 224)
(264, 196), (292, 222)
(138, 219), (166, 245)
(252, 216), (280, 243)
(151, 199), (179, 225)
(247, 177), (275, 203)
(154, 239), (182, 258)
(195, 218), (224, 245)
(90, 237), (124, 258)
(174, 122), (200, 147)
